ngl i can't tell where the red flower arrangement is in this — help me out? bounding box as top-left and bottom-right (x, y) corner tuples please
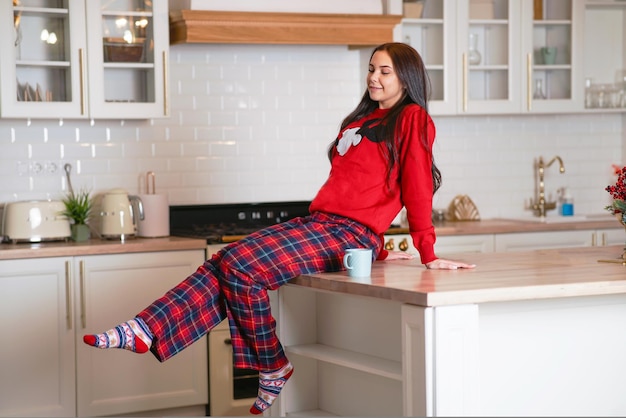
(606, 164), (626, 224)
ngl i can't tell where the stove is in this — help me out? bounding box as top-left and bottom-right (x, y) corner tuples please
(169, 201), (312, 244)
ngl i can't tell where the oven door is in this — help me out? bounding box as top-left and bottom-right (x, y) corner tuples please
(208, 320), (258, 416)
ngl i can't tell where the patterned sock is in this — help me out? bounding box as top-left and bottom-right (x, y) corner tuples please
(82, 317), (153, 354)
(249, 362), (294, 415)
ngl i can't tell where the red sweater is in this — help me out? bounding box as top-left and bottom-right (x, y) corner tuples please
(310, 104), (437, 264)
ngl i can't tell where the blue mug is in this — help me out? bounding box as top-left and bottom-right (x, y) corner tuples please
(343, 248), (373, 278)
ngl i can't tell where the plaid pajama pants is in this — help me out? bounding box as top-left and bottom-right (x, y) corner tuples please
(137, 211), (381, 371)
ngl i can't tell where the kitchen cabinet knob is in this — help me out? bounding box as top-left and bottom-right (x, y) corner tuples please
(399, 238), (409, 252)
(223, 338), (232, 346)
(384, 239), (395, 251)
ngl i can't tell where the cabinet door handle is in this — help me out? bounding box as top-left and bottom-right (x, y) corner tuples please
(591, 232), (597, 247)
(223, 338), (232, 345)
(602, 233), (607, 246)
(462, 53), (468, 112)
(78, 48), (86, 115)
(80, 260), (86, 329)
(65, 261), (73, 330)
(527, 53), (532, 111)
(162, 50), (169, 117)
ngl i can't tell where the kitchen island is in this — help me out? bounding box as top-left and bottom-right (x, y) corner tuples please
(273, 245), (626, 417)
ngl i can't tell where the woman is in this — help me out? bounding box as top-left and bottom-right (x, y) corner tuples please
(83, 42), (476, 415)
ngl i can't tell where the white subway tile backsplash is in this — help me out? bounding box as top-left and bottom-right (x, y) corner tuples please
(0, 44), (622, 221)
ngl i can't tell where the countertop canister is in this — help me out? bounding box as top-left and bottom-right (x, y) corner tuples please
(137, 171), (169, 238)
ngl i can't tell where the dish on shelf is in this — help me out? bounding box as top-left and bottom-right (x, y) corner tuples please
(103, 37), (145, 63)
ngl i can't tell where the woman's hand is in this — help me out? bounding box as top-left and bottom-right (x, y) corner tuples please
(425, 258), (476, 270)
(385, 251), (414, 261)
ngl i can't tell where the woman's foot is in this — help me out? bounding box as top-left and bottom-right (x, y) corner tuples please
(249, 362), (294, 415)
(83, 317), (153, 353)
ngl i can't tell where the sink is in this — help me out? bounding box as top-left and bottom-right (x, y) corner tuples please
(503, 213), (613, 224)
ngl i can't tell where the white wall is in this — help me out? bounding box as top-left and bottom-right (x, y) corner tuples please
(0, 43), (622, 219)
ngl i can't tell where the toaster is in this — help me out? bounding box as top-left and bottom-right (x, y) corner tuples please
(1, 200), (71, 243)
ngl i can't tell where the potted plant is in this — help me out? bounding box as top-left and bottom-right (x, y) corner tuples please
(61, 188), (93, 242)
(605, 165), (626, 261)
(605, 165), (626, 225)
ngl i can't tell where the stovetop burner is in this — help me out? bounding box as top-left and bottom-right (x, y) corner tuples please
(170, 201), (311, 244)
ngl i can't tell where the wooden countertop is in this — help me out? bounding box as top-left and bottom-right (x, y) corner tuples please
(290, 245), (626, 307)
(0, 236), (207, 260)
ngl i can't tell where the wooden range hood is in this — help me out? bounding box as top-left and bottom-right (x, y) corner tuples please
(169, 10), (402, 46)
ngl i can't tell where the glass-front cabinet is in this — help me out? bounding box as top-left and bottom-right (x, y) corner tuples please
(400, 1), (457, 115)
(0, 0), (168, 120)
(399, 0), (584, 115)
(521, 0), (583, 113)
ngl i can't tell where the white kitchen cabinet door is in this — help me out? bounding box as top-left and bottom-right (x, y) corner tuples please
(84, 0), (169, 119)
(494, 230), (592, 251)
(593, 227), (625, 247)
(399, 0), (590, 116)
(0, 0), (168, 120)
(495, 228), (625, 252)
(75, 250), (207, 417)
(520, 0), (585, 113)
(456, 0), (522, 114)
(400, 0), (521, 115)
(0, 257), (76, 417)
(435, 233), (495, 254)
(0, 1), (87, 118)
(400, 0), (458, 115)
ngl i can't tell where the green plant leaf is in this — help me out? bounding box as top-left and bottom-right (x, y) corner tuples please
(61, 189), (93, 225)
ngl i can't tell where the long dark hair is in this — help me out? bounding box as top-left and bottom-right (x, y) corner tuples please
(329, 42), (442, 194)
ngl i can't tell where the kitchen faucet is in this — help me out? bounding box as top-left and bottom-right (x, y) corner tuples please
(531, 155), (565, 217)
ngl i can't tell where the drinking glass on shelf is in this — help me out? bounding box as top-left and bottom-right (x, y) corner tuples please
(584, 78), (594, 108)
(533, 79), (546, 100)
(468, 33), (481, 65)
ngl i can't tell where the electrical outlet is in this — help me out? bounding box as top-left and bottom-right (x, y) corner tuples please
(16, 160), (61, 176)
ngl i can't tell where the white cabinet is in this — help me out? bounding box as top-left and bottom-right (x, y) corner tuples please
(399, 0), (585, 115)
(0, 257), (75, 417)
(436, 233), (495, 254)
(593, 227), (626, 247)
(274, 285), (404, 416)
(583, 1), (626, 111)
(0, 0), (169, 120)
(494, 228), (623, 252)
(521, 0), (584, 113)
(0, 250), (208, 417)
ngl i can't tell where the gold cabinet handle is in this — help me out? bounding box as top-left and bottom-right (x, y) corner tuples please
(384, 238), (395, 251)
(591, 232), (597, 247)
(527, 53), (532, 111)
(462, 53), (468, 112)
(602, 233), (607, 247)
(399, 238), (409, 252)
(162, 50), (169, 116)
(80, 260), (86, 329)
(79, 48), (86, 115)
(65, 261), (72, 330)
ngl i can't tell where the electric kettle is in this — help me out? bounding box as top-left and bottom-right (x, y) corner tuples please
(99, 188), (142, 240)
